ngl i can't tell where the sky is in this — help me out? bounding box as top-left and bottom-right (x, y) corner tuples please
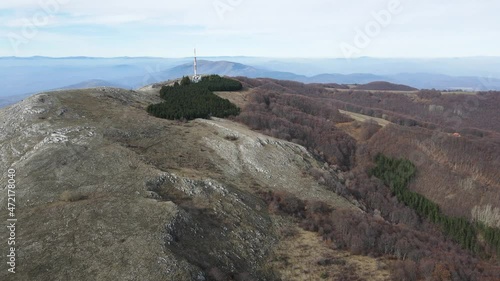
(0, 0), (499, 58)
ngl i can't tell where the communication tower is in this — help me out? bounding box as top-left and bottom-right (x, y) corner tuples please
(192, 48), (201, 83)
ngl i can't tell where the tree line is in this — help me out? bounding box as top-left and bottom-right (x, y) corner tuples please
(371, 154), (500, 257)
(147, 75), (241, 120)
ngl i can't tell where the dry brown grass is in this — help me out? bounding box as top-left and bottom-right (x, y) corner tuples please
(336, 122), (365, 141)
(339, 110), (391, 127)
(214, 89), (252, 108)
(269, 224), (391, 281)
(441, 91), (477, 95)
(59, 190), (87, 202)
(331, 88), (419, 95)
(336, 120), (382, 142)
(472, 204), (500, 228)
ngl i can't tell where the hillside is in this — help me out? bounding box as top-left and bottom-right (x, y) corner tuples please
(0, 86), (363, 281)
(354, 81), (418, 91)
(4, 57), (500, 110)
(222, 77), (500, 280)
(157, 61), (305, 82)
(56, 79), (126, 90)
(1, 77), (499, 280)
(228, 78), (500, 224)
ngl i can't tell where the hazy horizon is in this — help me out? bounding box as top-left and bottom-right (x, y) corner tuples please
(4, 55), (500, 59)
(1, 0), (499, 58)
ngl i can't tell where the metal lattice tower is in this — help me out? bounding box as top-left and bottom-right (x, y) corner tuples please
(193, 48), (201, 82)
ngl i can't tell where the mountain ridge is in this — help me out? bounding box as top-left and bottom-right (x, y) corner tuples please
(0, 85), (359, 280)
(3, 59), (500, 109)
(1, 76), (500, 280)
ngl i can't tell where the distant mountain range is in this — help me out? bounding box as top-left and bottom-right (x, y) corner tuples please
(2, 57), (500, 108)
(153, 60), (307, 81)
(58, 79), (126, 90)
(146, 60), (500, 91)
(0, 93), (33, 108)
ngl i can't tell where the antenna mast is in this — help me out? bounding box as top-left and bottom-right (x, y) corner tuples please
(194, 48), (198, 77)
(192, 48), (201, 82)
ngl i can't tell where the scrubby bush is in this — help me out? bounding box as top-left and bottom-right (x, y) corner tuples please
(237, 89), (356, 170)
(259, 190), (497, 281)
(359, 120), (381, 141)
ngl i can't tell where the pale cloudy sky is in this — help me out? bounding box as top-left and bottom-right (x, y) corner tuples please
(0, 0), (498, 58)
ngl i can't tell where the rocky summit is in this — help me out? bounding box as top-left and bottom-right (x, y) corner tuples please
(0, 86), (355, 281)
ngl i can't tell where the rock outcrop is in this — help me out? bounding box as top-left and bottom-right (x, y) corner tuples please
(0, 87), (353, 280)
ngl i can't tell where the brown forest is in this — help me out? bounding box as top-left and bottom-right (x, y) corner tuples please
(229, 77), (500, 280)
